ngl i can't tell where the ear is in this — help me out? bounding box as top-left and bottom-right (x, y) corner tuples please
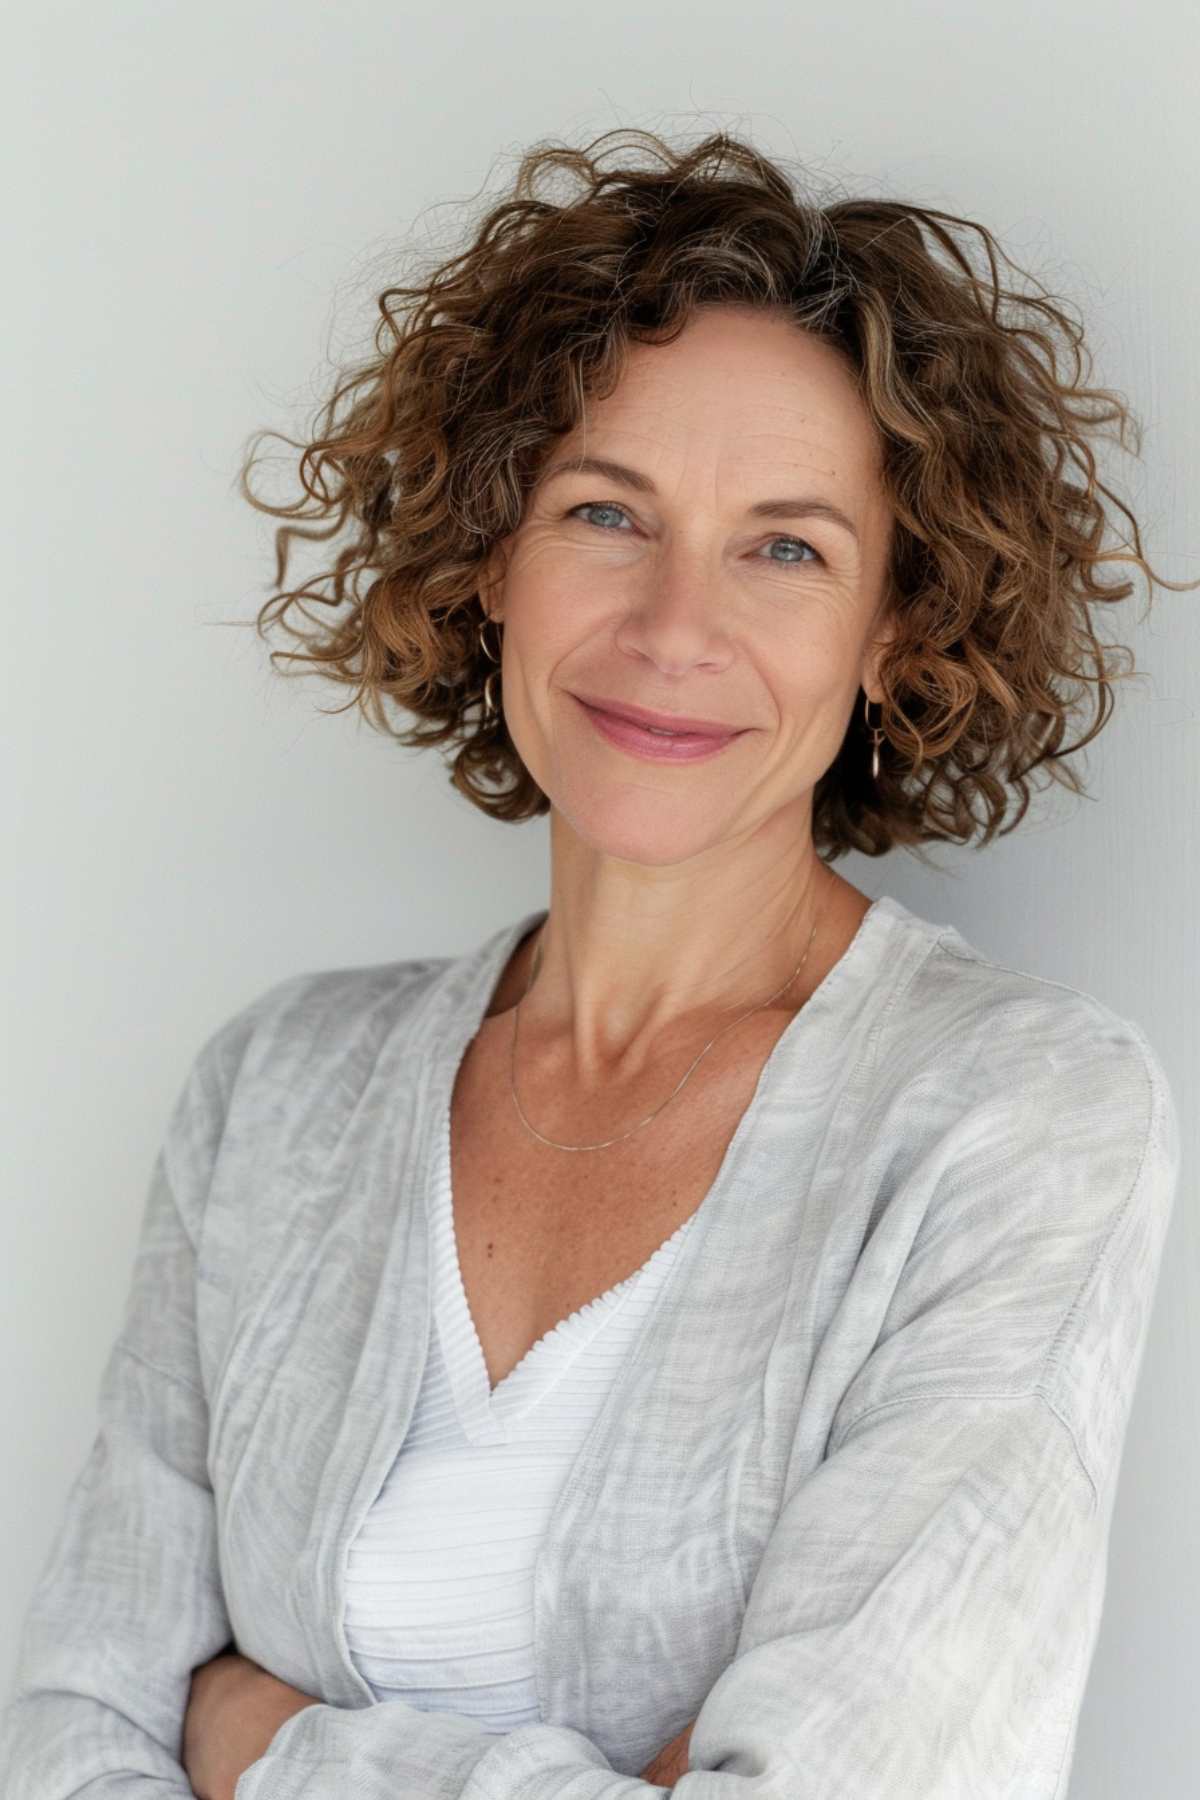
(477, 543), (508, 626)
(860, 603), (899, 703)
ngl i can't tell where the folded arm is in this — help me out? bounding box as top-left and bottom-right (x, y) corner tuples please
(2, 991), (1177, 1799)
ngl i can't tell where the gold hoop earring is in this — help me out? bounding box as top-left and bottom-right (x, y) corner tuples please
(477, 617), (501, 722)
(864, 693), (884, 781)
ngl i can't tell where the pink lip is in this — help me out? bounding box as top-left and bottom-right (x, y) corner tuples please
(572, 693), (745, 763)
(570, 690), (744, 736)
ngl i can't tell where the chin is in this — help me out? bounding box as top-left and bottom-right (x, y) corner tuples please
(554, 793), (733, 868)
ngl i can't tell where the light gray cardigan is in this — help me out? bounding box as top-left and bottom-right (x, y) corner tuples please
(0, 894), (1180, 1798)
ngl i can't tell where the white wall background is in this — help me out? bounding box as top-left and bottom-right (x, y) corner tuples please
(3, 2), (1196, 1793)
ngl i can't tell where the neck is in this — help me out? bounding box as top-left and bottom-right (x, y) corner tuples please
(492, 821), (849, 1090)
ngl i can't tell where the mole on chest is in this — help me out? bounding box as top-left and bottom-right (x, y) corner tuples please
(448, 1131), (717, 1393)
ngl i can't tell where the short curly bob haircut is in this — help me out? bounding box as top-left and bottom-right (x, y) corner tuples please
(236, 127), (1193, 864)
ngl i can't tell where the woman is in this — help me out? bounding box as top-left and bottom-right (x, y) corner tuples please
(1, 129), (1189, 1799)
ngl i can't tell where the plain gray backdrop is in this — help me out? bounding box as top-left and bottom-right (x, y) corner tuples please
(3, 3), (1196, 1794)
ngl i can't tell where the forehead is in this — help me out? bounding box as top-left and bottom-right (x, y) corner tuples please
(567, 308), (881, 477)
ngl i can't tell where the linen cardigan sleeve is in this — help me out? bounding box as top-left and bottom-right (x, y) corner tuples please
(0, 1010), (241, 1793)
(0, 981), (348, 1798)
(671, 1014), (1182, 1800)
(232, 1007), (1181, 1800)
(0, 990), (306, 1798)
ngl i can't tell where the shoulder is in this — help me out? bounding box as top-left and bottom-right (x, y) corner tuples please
(891, 915), (1174, 1145)
(866, 911), (1180, 1271)
(158, 954), (453, 1250)
(187, 954), (452, 1113)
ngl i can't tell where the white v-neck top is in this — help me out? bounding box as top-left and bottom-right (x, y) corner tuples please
(342, 1121), (698, 1725)
(0, 893), (1181, 1800)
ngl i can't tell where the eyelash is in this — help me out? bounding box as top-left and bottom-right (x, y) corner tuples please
(565, 500), (825, 569)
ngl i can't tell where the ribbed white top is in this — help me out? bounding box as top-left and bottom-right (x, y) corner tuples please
(341, 1089), (699, 1731)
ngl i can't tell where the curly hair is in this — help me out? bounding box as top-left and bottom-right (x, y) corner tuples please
(234, 126), (1194, 864)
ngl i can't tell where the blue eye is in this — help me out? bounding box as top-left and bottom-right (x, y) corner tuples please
(570, 501), (633, 532)
(567, 500), (823, 568)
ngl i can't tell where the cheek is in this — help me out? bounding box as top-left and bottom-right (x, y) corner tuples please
(500, 636), (569, 719)
(501, 600), (606, 705)
(767, 623), (864, 711)
(753, 666), (862, 772)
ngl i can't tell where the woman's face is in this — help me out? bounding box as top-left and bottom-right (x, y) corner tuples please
(480, 304), (897, 869)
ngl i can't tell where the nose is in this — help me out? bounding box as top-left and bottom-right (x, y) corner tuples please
(613, 558), (735, 676)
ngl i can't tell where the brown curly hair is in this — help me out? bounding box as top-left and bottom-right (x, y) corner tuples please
(233, 126), (1194, 864)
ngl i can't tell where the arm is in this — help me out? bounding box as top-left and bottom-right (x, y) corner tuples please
(193, 1675), (694, 1797)
(230, 1398), (1105, 1799)
(184, 1652), (323, 1800)
(0, 979), (350, 1799)
(638, 1723), (695, 1787)
(0, 1010), (259, 1797)
(6, 990), (1176, 1799)
(188, 1656), (696, 1796)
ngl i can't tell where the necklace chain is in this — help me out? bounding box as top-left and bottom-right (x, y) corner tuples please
(507, 867), (834, 1152)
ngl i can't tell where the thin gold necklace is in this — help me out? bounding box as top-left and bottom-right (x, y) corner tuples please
(507, 866), (834, 1152)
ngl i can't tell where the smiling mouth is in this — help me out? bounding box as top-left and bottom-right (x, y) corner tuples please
(569, 690), (746, 737)
(572, 693), (746, 762)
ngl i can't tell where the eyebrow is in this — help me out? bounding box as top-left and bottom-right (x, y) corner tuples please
(537, 454), (860, 543)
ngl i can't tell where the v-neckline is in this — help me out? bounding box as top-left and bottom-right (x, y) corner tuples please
(428, 1092), (700, 1438)
(421, 894), (896, 1444)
